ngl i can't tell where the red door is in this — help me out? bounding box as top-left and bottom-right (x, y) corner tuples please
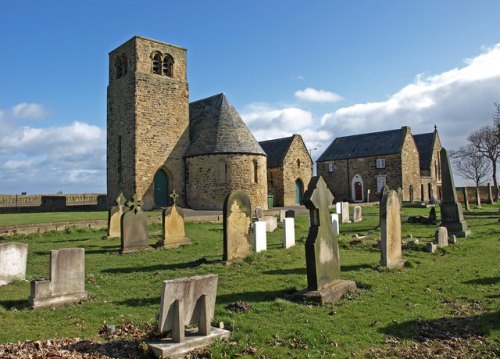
(355, 182), (363, 201)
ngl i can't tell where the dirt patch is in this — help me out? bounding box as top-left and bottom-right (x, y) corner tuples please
(225, 300), (252, 313)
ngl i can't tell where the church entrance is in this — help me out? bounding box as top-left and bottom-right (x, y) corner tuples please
(154, 169), (170, 207)
(295, 179), (303, 204)
(351, 174), (364, 202)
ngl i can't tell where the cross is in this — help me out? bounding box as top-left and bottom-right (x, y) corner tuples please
(303, 177), (334, 227)
(170, 190), (178, 206)
(127, 194), (142, 212)
(116, 192), (126, 207)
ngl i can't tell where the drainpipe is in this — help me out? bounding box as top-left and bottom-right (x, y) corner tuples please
(346, 158), (350, 201)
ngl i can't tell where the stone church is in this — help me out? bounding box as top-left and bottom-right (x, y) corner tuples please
(107, 36), (311, 210)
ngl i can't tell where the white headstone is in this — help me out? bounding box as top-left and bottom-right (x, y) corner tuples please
(335, 202), (342, 214)
(283, 218), (295, 248)
(436, 226), (448, 247)
(279, 210), (286, 222)
(330, 213), (340, 235)
(263, 216), (278, 232)
(253, 221), (267, 252)
(341, 202), (351, 223)
(353, 206), (362, 222)
(0, 242), (28, 286)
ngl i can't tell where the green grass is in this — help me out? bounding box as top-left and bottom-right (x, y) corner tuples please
(0, 205), (498, 358)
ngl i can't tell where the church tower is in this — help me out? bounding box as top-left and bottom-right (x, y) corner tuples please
(107, 36), (189, 209)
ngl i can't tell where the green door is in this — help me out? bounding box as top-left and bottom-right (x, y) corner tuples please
(154, 170), (169, 207)
(295, 180), (303, 204)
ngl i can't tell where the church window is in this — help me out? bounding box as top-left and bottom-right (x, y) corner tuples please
(253, 160), (258, 183)
(162, 54), (174, 77)
(376, 158), (386, 169)
(115, 54), (127, 79)
(376, 176), (386, 193)
(217, 161), (227, 184)
(297, 159), (301, 168)
(152, 53), (162, 74)
(328, 162), (334, 173)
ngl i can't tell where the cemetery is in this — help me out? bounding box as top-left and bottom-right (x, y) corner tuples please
(0, 188), (498, 358)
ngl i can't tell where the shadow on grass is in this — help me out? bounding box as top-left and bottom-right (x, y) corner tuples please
(102, 258), (218, 274)
(263, 268), (305, 275)
(217, 288), (295, 304)
(380, 311), (500, 341)
(463, 277), (500, 285)
(341, 263), (373, 272)
(115, 296), (160, 307)
(0, 298), (30, 310)
(64, 339), (150, 358)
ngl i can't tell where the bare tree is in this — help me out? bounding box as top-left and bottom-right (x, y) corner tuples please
(450, 145), (491, 188)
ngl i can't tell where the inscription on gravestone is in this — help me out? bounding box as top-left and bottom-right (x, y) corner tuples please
(120, 195), (150, 253)
(223, 191), (252, 261)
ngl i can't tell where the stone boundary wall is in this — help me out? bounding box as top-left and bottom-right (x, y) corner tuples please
(0, 194), (107, 214)
(456, 186), (498, 203)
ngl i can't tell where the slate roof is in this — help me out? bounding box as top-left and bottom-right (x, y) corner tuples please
(185, 93), (266, 157)
(413, 132), (435, 171)
(317, 128), (405, 161)
(259, 136), (294, 167)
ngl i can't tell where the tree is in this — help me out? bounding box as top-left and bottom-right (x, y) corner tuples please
(450, 145), (491, 188)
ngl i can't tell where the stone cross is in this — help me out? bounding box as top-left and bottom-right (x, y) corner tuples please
(170, 190), (178, 206)
(116, 192), (126, 207)
(127, 194), (142, 213)
(107, 192), (129, 238)
(303, 176), (340, 291)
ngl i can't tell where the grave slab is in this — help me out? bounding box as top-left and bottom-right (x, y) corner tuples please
(0, 242), (28, 286)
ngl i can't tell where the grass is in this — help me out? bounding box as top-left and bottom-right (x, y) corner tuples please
(0, 205), (498, 358)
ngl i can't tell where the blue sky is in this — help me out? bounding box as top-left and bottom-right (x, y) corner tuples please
(1, 1), (499, 193)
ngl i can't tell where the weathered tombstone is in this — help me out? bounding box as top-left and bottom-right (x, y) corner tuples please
(263, 216), (278, 232)
(428, 207), (437, 222)
(463, 187), (470, 211)
(487, 183), (494, 204)
(449, 235), (457, 245)
(223, 191), (252, 261)
(380, 184), (389, 202)
(283, 217), (295, 248)
(28, 248), (87, 308)
(253, 221), (267, 253)
(330, 213), (340, 236)
(285, 209), (295, 218)
(120, 195), (150, 253)
(0, 242), (28, 286)
(440, 148), (470, 237)
(435, 226), (448, 247)
(380, 190), (405, 268)
(158, 191), (192, 249)
(341, 202), (351, 223)
(426, 242), (437, 253)
(379, 184), (390, 227)
(353, 206), (362, 222)
(255, 207), (264, 219)
(335, 202), (342, 214)
(149, 274), (230, 358)
(396, 187), (403, 209)
(279, 210), (286, 222)
(294, 176), (356, 304)
(107, 192), (127, 238)
(475, 187), (482, 208)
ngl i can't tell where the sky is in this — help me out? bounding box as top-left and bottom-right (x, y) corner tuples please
(0, 1), (499, 194)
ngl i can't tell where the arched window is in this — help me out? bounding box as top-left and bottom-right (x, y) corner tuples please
(253, 160), (258, 183)
(217, 161), (227, 184)
(115, 56), (123, 79)
(121, 55), (127, 76)
(162, 54), (174, 77)
(297, 159), (301, 168)
(152, 53), (162, 74)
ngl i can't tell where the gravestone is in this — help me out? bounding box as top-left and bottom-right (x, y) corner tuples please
(428, 207), (437, 223)
(255, 207), (264, 219)
(107, 192), (127, 238)
(263, 216), (278, 232)
(335, 202), (342, 214)
(223, 191), (252, 261)
(285, 209), (295, 218)
(426, 242), (437, 253)
(353, 206), (362, 222)
(0, 242), (28, 286)
(149, 274), (230, 358)
(440, 148), (470, 237)
(380, 184), (389, 202)
(380, 190), (405, 268)
(449, 235), (457, 245)
(329, 213), (340, 236)
(366, 189), (371, 203)
(435, 226), (448, 247)
(463, 187), (470, 211)
(279, 210), (286, 222)
(487, 183), (494, 204)
(120, 195), (150, 253)
(29, 248), (87, 308)
(294, 176), (356, 304)
(475, 187), (482, 208)
(379, 184), (390, 227)
(158, 191), (192, 248)
(429, 184), (436, 204)
(283, 217), (295, 248)
(341, 202), (351, 223)
(253, 221), (267, 252)
(397, 187), (403, 209)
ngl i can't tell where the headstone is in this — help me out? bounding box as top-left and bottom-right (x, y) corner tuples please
(263, 216), (278, 232)
(440, 148), (470, 237)
(379, 184), (390, 227)
(294, 176), (356, 304)
(107, 192), (127, 238)
(380, 184), (389, 202)
(255, 207), (264, 219)
(329, 213), (340, 236)
(487, 183), (494, 204)
(335, 202), (342, 214)
(159, 193), (192, 248)
(429, 184), (436, 204)
(426, 242), (437, 253)
(380, 190), (405, 268)
(120, 195), (150, 253)
(223, 191), (252, 261)
(463, 187), (470, 211)
(253, 221), (267, 253)
(397, 187), (403, 208)
(449, 235), (457, 245)
(28, 248), (87, 308)
(283, 218), (295, 248)
(353, 206), (362, 222)
(435, 226), (448, 247)
(149, 274), (230, 358)
(0, 242), (28, 286)
(279, 210), (286, 222)
(475, 187), (482, 208)
(366, 189), (371, 203)
(428, 207), (437, 222)
(341, 202), (351, 223)
(285, 209), (295, 218)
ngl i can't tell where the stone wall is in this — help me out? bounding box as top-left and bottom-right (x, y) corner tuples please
(0, 194), (107, 213)
(281, 135), (313, 206)
(186, 154), (267, 210)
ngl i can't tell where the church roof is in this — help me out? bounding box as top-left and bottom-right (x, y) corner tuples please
(185, 93), (266, 157)
(413, 131), (436, 171)
(259, 136), (294, 167)
(317, 128), (405, 162)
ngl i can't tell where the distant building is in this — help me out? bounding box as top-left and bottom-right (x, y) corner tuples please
(317, 126), (442, 203)
(259, 135), (313, 206)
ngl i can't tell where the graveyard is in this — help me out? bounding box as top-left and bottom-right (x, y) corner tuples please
(0, 202), (498, 358)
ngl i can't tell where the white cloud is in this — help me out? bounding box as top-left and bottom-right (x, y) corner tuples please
(11, 102), (48, 120)
(241, 104), (314, 132)
(297, 75), (305, 80)
(295, 87), (343, 103)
